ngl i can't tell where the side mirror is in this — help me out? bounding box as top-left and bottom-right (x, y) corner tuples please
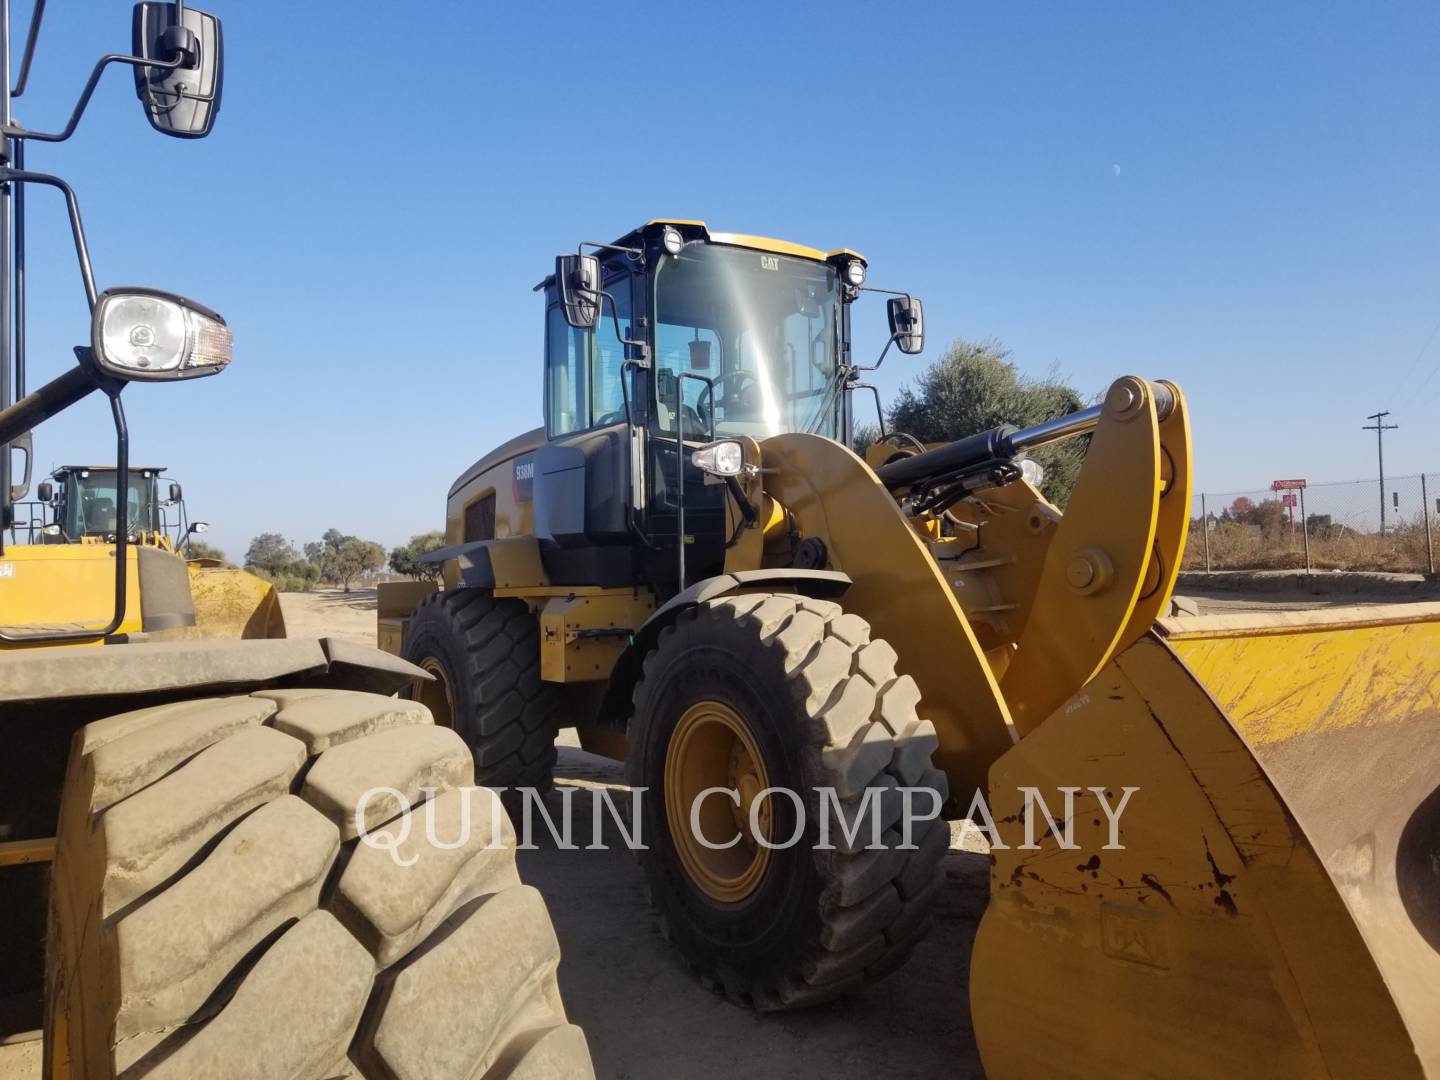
(37, 480), (52, 503)
(169, 480), (183, 502)
(656, 368), (678, 409)
(132, 3), (224, 139)
(556, 254), (602, 330)
(887, 296), (925, 355)
(189, 521), (209, 534)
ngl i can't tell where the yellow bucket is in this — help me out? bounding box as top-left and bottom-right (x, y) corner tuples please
(972, 604), (1440, 1078)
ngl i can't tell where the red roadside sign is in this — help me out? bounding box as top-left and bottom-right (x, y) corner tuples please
(1271, 479), (1307, 491)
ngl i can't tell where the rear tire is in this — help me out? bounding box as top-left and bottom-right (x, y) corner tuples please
(45, 688), (592, 1080)
(402, 589), (559, 793)
(627, 592), (948, 1010)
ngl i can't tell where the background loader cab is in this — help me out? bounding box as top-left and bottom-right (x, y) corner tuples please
(22, 465), (207, 549)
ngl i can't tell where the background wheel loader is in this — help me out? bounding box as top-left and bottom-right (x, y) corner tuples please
(0, 5), (592, 1078)
(8, 463), (286, 639)
(384, 218), (1440, 1075)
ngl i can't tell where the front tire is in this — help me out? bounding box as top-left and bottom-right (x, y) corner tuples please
(45, 688), (593, 1079)
(402, 589), (559, 793)
(627, 592), (949, 1010)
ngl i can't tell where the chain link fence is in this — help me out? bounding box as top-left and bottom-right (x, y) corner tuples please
(1184, 472), (1440, 575)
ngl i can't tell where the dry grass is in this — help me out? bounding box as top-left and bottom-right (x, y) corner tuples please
(1184, 518), (1438, 573)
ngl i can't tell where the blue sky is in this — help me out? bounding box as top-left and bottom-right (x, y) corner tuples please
(17, 0), (1440, 561)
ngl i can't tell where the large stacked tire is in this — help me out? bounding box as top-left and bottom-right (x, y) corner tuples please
(45, 687), (593, 1080)
(627, 592), (949, 1010)
(402, 590), (559, 793)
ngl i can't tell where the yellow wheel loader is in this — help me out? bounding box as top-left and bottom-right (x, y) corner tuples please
(10, 463), (287, 639)
(383, 219), (1440, 1075)
(0, 6), (592, 1078)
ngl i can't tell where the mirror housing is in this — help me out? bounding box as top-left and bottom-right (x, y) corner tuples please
(37, 480), (52, 503)
(887, 296), (925, 355)
(169, 480), (183, 503)
(556, 254), (602, 330)
(132, 3), (224, 139)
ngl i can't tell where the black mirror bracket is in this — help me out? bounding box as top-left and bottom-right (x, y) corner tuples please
(159, 24), (199, 67)
(3, 49), (184, 145)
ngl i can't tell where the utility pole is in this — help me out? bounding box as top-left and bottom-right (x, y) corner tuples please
(1363, 411), (1399, 534)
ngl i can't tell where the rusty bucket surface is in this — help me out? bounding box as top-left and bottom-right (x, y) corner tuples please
(972, 604), (1440, 1079)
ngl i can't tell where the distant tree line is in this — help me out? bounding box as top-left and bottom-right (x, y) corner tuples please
(245, 528), (386, 592)
(243, 528), (449, 591)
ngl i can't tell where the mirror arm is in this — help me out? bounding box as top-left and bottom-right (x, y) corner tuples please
(579, 239), (644, 263)
(0, 168), (97, 305)
(591, 288), (649, 364)
(11, 0), (46, 98)
(5, 51), (184, 144)
(853, 333), (899, 374)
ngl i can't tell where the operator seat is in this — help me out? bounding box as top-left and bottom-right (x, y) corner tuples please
(85, 497), (116, 535)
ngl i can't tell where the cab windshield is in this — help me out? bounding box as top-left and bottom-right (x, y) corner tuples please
(653, 244), (843, 440)
(63, 471), (156, 537)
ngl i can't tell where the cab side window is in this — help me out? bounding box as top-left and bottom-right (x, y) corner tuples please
(545, 271), (632, 437)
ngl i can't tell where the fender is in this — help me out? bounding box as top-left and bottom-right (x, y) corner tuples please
(594, 569), (852, 733)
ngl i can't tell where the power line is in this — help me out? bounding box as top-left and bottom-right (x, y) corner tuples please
(1399, 316), (1440, 400)
(1363, 410), (1399, 533)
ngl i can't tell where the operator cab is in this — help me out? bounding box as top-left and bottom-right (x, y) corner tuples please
(35, 466), (193, 545)
(535, 221), (915, 594)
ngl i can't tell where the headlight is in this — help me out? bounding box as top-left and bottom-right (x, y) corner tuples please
(844, 259), (867, 288)
(92, 288), (233, 381)
(691, 439), (745, 477)
(662, 226), (685, 256)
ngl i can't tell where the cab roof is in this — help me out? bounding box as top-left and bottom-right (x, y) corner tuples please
(624, 220), (864, 265)
(54, 465), (166, 474)
(536, 221), (865, 291)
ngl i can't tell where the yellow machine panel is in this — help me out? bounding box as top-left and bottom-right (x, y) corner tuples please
(0, 544), (142, 642)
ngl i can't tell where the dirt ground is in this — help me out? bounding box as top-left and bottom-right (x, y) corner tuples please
(276, 586), (381, 646)
(529, 743), (990, 1080)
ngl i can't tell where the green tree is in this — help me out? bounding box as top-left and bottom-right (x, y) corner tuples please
(183, 540), (230, 565)
(244, 532), (298, 575)
(883, 337), (1089, 506)
(283, 558), (322, 589)
(311, 529), (386, 591)
(390, 530), (447, 582)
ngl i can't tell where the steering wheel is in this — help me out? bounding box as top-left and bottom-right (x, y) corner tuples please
(713, 369), (762, 421)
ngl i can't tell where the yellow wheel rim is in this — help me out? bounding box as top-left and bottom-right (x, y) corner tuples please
(414, 656), (454, 729)
(664, 700), (772, 903)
